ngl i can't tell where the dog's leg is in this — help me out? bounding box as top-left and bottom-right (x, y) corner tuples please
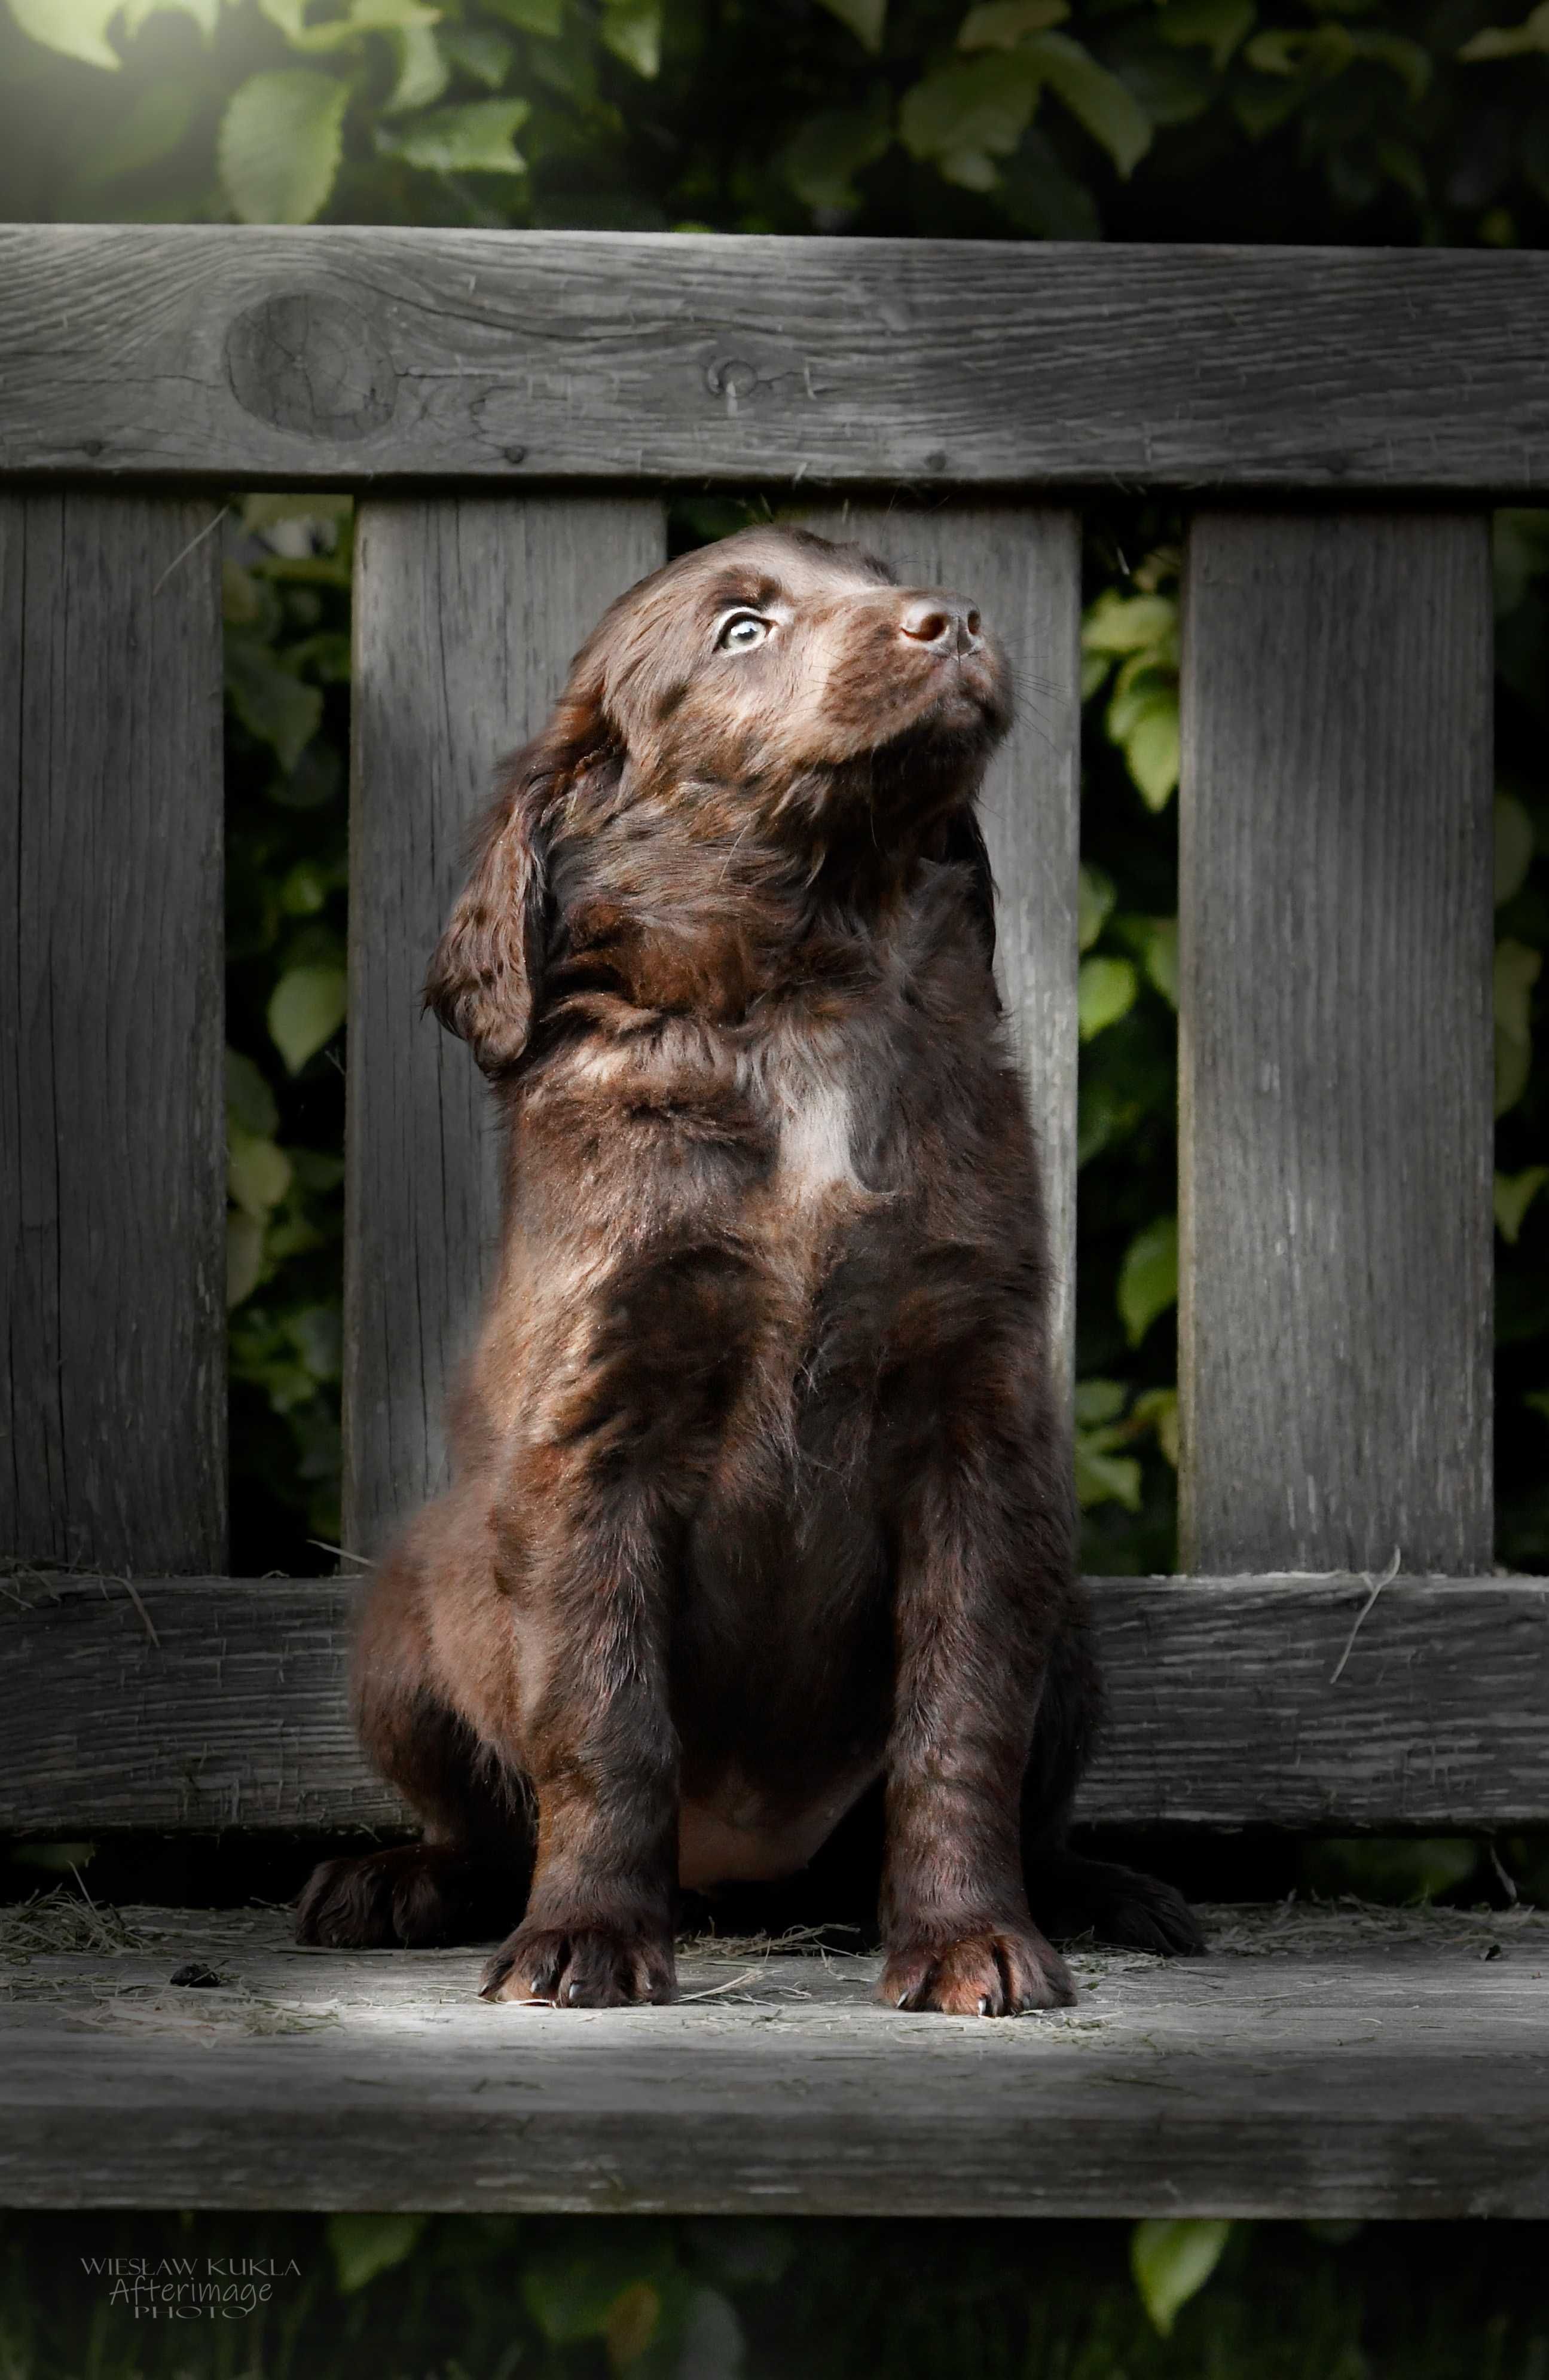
(296, 1546), (534, 1950)
(473, 1488), (680, 2010)
(477, 1246), (750, 2011)
(877, 1383), (1081, 2016)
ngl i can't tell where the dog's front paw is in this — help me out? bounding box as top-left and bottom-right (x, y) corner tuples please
(880, 1923), (1077, 2016)
(479, 1922), (677, 2008)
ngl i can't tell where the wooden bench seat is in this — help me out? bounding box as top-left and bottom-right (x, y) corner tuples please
(4, 1899), (1545, 2217)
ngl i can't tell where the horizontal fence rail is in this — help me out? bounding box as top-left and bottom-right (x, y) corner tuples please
(3, 229), (1549, 494)
(5, 1576), (1547, 1836)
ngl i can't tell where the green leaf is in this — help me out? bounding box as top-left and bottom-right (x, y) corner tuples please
(1349, 28), (1431, 99)
(1074, 1377), (1128, 1425)
(1074, 1434), (1142, 1511)
(1131, 2218), (1232, 2338)
(6, 0), (124, 67)
(1156, 0), (1254, 70)
(484, 0), (561, 30)
(227, 1047), (279, 1138)
(1138, 914), (1178, 1004)
(605, 2281), (661, 2370)
(438, 23), (514, 84)
(1120, 693), (1180, 809)
(218, 68), (351, 223)
(1495, 791), (1535, 907)
(1078, 862), (1115, 953)
(958, 0), (1068, 48)
(1107, 650), (1177, 736)
(378, 94), (530, 166)
(228, 1124), (294, 1222)
(1081, 589), (1177, 656)
(123, 0), (222, 32)
(598, 0), (659, 75)
(1117, 1214), (1178, 1346)
(782, 88), (893, 211)
(815, 0), (885, 51)
(1496, 1167), (1549, 1244)
(384, 23), (448, 111)
(1495, 938), (1541, 1116)
(1020, 32), (1153, 177)
(72, 76), (197, 188)
(326, 2212), (427, 2295)
(1132, 1385), (1179, 1466)
(227, 1211), (265, 1307)
(225, 636), (323, 770)
(900, 51), (1042, 187)
(996, 124), (1101, 237)
(1460, 2), (1549, 59)
(268, 963), (347, 1073)
(259, 0), (441, 50)
(1079, 955), (1137, 1040)
(523, 2241), (675, 2344)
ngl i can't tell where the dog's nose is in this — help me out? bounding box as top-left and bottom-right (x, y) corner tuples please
(899, 594), (983, 657)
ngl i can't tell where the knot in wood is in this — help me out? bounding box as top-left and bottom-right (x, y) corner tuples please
(704, 356), (759, 412)
(225, 292), (397, 442)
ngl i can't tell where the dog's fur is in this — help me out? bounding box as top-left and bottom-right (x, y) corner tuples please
(297, 527), (1201, 2012)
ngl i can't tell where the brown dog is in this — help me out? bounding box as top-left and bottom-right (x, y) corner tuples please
(297, 526), (1201, 2012)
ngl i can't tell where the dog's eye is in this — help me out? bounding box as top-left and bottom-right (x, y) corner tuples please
(716, 610), (771, 653)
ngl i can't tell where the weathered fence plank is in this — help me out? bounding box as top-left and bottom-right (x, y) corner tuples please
(1178, 512), (1494, 1575)
(0, 494), (225, 1575)
(344, 495), (667, 1556)
(6, 1576), (1546, 1835)
(4, 229), (1549, 494)
(794, 501), (1081, 1391)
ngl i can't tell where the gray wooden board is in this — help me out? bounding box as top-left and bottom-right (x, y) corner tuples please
(344, 495), (667, 1556)
(0, 493), (225, 1575)
(5, 230), (1549, 494)
(2, 1903), (1547, 2215)
(1178, 512), (1495, 1577)
(5, 1576), (1549, 1834)
(792, 501), (1081, 1394)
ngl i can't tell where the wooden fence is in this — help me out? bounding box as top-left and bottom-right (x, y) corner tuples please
(3, 227), (1547, 1842)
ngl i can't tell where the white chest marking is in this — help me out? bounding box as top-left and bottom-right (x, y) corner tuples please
(746, 1035), (863, 1203)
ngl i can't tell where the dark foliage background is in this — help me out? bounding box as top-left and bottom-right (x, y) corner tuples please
(4, 0), (1549, 2368)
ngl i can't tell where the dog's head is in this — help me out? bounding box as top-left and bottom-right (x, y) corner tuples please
(426, 526), (1012, 1073)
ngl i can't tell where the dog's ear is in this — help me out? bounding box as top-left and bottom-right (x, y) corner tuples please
(424, 660), (609, 1075)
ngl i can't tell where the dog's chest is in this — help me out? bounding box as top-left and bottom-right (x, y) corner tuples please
(736, 1023), (882, 1211)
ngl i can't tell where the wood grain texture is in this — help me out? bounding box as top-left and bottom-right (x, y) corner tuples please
(1178, 512), (1494, 1576)
(0, 494), (225, 1575)
(6, 1575), (1547, 1835)
(793, 502), (1081, 1392)
(4, 228), (1549, 494)
(4, 1903), (1548, 2216)
(344, 497), (667, 1555)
